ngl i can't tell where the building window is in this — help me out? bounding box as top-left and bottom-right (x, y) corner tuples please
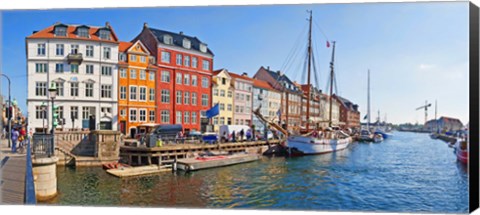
(119, 53), (126, 62)
(161, 51), (170, 63)
(139, 110), (146, 122)
(101, 85), (112, 98)
(161, 71), (170, 82)
(139, 87), (147, 101)
(71, 44), (79, 54)
(219, 117), (225, 125)
(213, 89), (218, 96)
(176, 54), (182, 66)
(86, 45), (94, 57)
(246, 95), (251, 102)
(184, 92), (189, 105)
(103, 47), (111, 59)
(120, 109), (126, 117)
(227, 104), (232, 111)
(200, 43), (207, 53)
(164, 35), (173, 44)
(55, 63), (64, 73)
(228, 90), (232, 98)
(161, 110), (169, 123)
(183, 39), (191, 49)
(184, 56), (190, 67)
(222, 78), (226, 85)
(202, 94), (208, 106)
(149, 88), (155, 101)
(191, 112), (197, 124)
(176, 91), (182, 104)
(149, 71), (155, 81)
(35, 82), (47, 96)
(202, 60), (210, 71)
(191, 75), (197, 86)
(101, 66), (112, 76)
(35, 63), (48, 73)
(214, 117), (218, 125)
(56, 44), (64, 56)
(55, 27), (67, 36)
(220, 103), (225, 111)
(130, 54), (136, 62)
(37, 44), (46, 56)
(86, 64), (94, 74)
(202, 77), (209, 88)
(120, 86), (127, 100)
(129, 86), (137, 100)
(71, 106), (78, 120)
(99, 30), (110, 40)
(71, 64), (79, 74)
(176, 111), (182, 124)
(184, 112), (190, 124)
(184, 74), (190, 85)
(70, 82), (79, 97)
(176, 72), (182, 84)
(149, 110), (155, 122)
(140, 70), (146, 80)
(78, 28), (89, 38)
(85, 83), (94, 97)
(55, 82), (64, 96)
(82, 107), (95, 120)
(130, 69), (137, 79)
(129, 109), (137, 122)
(140, 56), (146, 63)
(35, 106), (46, 119)
(161, 89), (170, 103)
(120, 68), (127, 78)
(192, 57), (198, 68)
(191, 93), (197, 105)
(220, 90), (225, 97)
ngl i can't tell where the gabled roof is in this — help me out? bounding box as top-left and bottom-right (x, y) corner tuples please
(253, 79), (279, 92)
(213, 69), (232, 79)
(333, 94), (359, 112)
(148, 27), (214, 56)
(119, 42), (133, 52)
(119, 40), (150, 55)
(27, 22), (119, 43)
(229, 72), (253, 82)
(261, 66), (301, 94)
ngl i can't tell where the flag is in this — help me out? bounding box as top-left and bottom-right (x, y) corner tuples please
(326, 41), (330, 48)
(206, 103), (220, 119)
(363, 114), (368, 120)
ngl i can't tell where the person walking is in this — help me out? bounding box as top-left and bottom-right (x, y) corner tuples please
(11, 128), (19, 153)
(240, 129), (245, 142)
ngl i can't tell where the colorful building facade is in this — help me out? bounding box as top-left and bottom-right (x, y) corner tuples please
(230, 72), (253, 126)
(211, 69), (234, 131)
(252, 79), (281, 132)
(135, 23), (214, 132)
(117, 40), (157, 137)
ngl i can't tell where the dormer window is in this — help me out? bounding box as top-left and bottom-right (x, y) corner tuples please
(55, 26), (67, 37)
(99, 29), (110, 40)
(183, 38), (191, 49)
(77, 27), (89, 38)
(119, 53), (127, 62)
(164, 35), (173, 45)
(199, 43), (207, 53)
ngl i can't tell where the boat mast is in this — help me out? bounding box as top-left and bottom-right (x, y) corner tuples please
(328, 41), (336, 127)
(367, 69), (371, 131)
(306, 10), (313, 131)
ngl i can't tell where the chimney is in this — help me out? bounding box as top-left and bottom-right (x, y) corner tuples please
(33, 31), (38, 34)
(179, 31), (184, 35)
(143, 22), (148, 28)
(267, 66), (270, 70)
(105, 21), (111, 28)
(242, 72), (248, 77)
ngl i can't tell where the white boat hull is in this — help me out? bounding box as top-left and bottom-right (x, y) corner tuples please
(287, 136), (352, 155)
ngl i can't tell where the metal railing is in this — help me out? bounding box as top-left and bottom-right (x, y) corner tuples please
(24, 137), (36, 204)
(32, 133), (54, 157)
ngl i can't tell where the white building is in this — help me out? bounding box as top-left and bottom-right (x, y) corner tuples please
(26, 22), (119, 132)
(252, 79), (281, 132)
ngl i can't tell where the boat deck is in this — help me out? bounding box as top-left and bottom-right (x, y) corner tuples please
(176, 153), (261, 172)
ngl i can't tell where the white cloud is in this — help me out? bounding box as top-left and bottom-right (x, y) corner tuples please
(419, 63), (436, 70)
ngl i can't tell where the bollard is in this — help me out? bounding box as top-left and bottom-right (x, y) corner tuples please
(172, 158), (177, 173)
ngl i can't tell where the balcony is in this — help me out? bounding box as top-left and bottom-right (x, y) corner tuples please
(67, 53), (83, 65)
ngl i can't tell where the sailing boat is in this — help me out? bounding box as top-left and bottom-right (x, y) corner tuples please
(286, 11), (352, 155)
(358, 70), (375, 142)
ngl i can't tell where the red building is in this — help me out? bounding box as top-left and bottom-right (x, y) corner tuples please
(134, 23), (214, 132)
(333, 94), (361, 129)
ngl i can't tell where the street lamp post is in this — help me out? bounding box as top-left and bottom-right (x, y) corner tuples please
(2, 74), (11, 148)
(41, 102), (47, 133)
(48, 82), (57, 157)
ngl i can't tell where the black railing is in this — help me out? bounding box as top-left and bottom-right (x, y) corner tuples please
(24, 137), (36, 204)
(32, 133), (54, 157)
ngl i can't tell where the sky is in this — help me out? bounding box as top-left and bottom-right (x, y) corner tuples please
(0, 1), (470, 125)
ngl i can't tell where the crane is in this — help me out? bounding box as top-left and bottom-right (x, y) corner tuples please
(416, 100), (432, 125)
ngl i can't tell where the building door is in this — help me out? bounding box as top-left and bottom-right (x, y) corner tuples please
(120, 121), (126, 134)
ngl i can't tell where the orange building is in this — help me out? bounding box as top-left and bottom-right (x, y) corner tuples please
(118, 40), (157, 137)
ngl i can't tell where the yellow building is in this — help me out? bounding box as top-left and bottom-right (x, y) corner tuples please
(212, 69), (234, 131)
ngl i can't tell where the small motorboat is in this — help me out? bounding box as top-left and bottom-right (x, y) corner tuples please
(103, 162), (130, 170)
(454, 139), (468, 164)
(373, 134), (384, 143)
(358, 129), (374, 142)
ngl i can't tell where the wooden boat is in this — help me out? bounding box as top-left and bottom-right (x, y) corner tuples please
(454, 139), (468, 164)
(106, 165), (170, 178)
(176, 152), (261, 172)
(103, 162), (130, 170)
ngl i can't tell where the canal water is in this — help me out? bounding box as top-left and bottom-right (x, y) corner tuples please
(45, 131), (469, 213)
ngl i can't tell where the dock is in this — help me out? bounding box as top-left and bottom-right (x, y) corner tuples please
(176, 153), (261, 172)
(0, 154), (26, 204)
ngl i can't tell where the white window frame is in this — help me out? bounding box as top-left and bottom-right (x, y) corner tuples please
(139, 87), (147, 101)
(120, 68), (127, 78)
(129, 86), (137, 101)
(120, 86), (127, 100)
(161, 71), (170, 83)
(129, 108), (137, 122)
(149, 71), (155, 81)
(140, 70), (146, 80)
(139, 109), (147, 122)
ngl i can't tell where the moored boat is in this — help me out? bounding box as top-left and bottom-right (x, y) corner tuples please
(176, 152), (261, 172)
(358, 129), (374, 142)
(373, 134), (383, 143)
(287, 130), (352, 155)
(454, 139), (468, 164)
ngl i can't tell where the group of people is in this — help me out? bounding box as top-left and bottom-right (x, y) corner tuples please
(223, 129), (254, 143)
(3, 125), (27, 153)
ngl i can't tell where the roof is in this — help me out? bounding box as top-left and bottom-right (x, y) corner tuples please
(229, 72), (253, 82)
(334, 94), (359, 112)
(439, 116), (463, 124)
(119, 42), (133, 52)
(253, 79), (279, 92)
(148, 27), (214, 55)
(27, 22), (119, 43)
(262, 67), (302, 94)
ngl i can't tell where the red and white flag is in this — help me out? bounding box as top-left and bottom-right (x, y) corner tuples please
(326, 41), (330, 48)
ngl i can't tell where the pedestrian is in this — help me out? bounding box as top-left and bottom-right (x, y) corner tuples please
(11, 128), (19, 153)
(231, 131), (236, 142)
(223, 131), (227, 143)
(246, 129), (252, 141)
(240, 129), (244, 142)
(19, 126), (27, 148)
